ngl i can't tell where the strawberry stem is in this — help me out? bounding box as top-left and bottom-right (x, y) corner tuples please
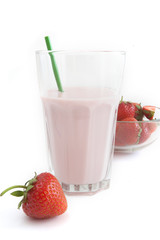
(0, 173), (37, 209)
(0, 185), (27, 196)
(120, 96), (123, 103)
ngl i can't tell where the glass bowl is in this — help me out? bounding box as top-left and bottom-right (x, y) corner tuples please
(114, 107), (160, 153)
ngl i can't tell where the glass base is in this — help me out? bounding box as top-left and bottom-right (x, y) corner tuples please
(61, 179), (110, 194)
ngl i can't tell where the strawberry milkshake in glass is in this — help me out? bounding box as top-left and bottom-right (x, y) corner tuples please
(36, 50), (125, 193)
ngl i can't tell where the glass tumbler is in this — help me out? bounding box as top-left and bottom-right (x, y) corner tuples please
(36, 51), (125, 193)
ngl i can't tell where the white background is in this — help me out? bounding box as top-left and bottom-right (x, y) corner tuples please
(0, 0), (160, 239)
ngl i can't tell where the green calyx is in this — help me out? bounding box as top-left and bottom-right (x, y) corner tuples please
(136, 110), (144, 121)
(134, 103), (144, 121)
(0, 172), (37, 209)
(143, 109), (155, 118)
(135, 104), (141, 110)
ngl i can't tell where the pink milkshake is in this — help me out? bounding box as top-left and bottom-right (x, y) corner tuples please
(42, 87), (117, 188)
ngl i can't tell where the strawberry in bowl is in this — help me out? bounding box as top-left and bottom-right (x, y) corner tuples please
(115, 99), (160, 152)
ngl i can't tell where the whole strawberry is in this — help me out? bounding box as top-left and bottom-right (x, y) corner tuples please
(117, 98), (136, 121)
(115, 117), (141, 146)
(0, 172), (67, 219)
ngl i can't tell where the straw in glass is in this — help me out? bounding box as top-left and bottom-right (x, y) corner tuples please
(45, 36), (64, 92)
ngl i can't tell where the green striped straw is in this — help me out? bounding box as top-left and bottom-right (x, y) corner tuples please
(44, 36), (64, 92)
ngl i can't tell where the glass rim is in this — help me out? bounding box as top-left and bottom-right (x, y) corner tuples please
(35, 49), (126, 55)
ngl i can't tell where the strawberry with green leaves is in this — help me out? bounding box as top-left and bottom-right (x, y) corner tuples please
(117, 97), (144, 121)
(143, 106), (156, 120)
(0, 172), (67, 219)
